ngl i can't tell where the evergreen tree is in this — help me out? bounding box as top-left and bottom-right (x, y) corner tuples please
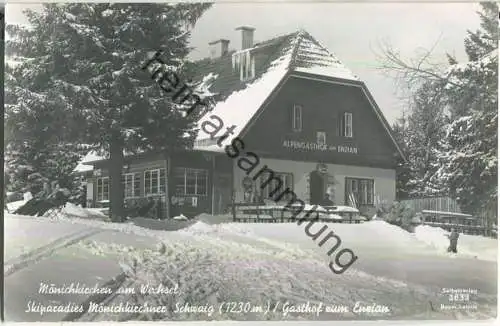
(404, 80), (448, 196)
(432, 2), (498, 217)
(392, 81), (448, 199)
(6, 3), (212, 221)
(388, 2), (497, 221)
(5, 63), (87, 195)
(464, 2), (499, 61)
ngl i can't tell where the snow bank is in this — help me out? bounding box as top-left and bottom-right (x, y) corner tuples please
(6, 199), (28, 213)
(132, 217), (195, 231)
(414, 225), (497, 262)
(180, 221), (254, 237)
(413, 225), (450, 252)
(62, 202), (107, 219)
(194, 213), (233, 225)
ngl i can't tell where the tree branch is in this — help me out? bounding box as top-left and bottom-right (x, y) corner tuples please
(373, 37), (466, 94)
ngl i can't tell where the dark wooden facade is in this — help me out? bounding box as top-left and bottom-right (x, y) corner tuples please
(88, 150), (233, 219)
(241, 74), (401, 169)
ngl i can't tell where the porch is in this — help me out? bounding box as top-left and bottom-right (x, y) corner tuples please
(85, 151), (233, 219)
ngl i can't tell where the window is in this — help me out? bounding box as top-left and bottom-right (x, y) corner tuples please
(260, 172), (293, 200)
(343, 112), (353, 138)
(292, 105), (302, 132)
(122, 173), (140, 198)
(174, 168), (208, 196)
(96, 177), (109, 202)
(345, 177), (374, 206)
(144, 169), (166, 195)
(316, 131), (326, 146)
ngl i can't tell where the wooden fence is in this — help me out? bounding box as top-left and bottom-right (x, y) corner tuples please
(400, 197), (461, 214)
(402, 197), (497, 237)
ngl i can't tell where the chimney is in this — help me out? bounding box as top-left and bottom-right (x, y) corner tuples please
(235, 26), (255, 50)
(209, 39), (230, 59)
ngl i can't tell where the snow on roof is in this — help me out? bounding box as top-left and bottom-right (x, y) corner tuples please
(197, 72), (219, 98)
(195, 32), (299, 149)
(292, 32), (359, 81)
(73, 151), (106, 173)
(194, 30), (360, 152)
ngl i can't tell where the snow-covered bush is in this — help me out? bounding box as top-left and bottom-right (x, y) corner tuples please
(380, 201), (416, 231)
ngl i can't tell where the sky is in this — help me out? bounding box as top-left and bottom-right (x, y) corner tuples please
(6, 2), (482, 124)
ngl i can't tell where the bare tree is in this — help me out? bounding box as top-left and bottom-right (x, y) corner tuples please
(373, 36), (465, 97)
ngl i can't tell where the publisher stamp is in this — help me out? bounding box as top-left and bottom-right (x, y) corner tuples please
(439, 288), (479, 311)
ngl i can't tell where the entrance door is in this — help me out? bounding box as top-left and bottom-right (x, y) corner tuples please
(213, 173), (232, 214)
(309, 170), (325, 205)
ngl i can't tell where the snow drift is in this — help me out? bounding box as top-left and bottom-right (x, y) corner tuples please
(414, 225), (497, 262)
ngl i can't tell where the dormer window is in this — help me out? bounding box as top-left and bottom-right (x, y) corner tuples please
(232, 50), (255, 81)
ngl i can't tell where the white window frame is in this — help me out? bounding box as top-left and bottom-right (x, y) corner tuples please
(316, 131), (326, 146)
(96, 177), (109, 202)
(123, 173), (139, 198)
(345, 177), (374, 205)
(344, 112), (353, 138)
(174, 168), (208, 196)
(144, 169), (165, 196)
(292, 105), (302, 132)
(260, 172), (293, 200)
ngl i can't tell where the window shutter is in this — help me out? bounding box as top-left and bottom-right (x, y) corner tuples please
(338, 113), (344, 137)
(160, 168), (166, 193)
(350, 113), (353, 137)
(134, 174), (141, 197)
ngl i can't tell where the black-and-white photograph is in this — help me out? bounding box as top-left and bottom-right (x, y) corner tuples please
(3, 1), (498, 322)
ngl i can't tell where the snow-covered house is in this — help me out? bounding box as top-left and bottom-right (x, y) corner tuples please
(81, 28), (405, 218)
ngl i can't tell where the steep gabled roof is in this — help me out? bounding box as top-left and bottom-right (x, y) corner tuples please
(77, 29), (403, 167)
(291, 30), (359, 81)
(193, 30), (360, 150)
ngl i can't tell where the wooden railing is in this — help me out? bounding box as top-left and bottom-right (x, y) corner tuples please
(231, 203), (365, 224)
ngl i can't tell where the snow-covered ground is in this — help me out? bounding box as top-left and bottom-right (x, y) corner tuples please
(414, 225), (497, 262)
(4, 208), (498, 321)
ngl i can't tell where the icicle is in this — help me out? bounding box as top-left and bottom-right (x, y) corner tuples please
(246, 50), (251, 78)
(250, 56), (255, 79)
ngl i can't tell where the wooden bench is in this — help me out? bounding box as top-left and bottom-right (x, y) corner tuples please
(231, 203), (329, 223)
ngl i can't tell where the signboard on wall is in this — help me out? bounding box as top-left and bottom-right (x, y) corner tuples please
(282, 140), (358, 154)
